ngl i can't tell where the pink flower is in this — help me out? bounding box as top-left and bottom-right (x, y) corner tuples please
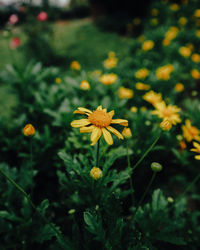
(10, 37), (21, 49)
(37, 11), (48, 21)
(9, 14), (18, 25)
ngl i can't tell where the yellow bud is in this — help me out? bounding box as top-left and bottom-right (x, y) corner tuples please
(90, 167), (103, 180)
(55, 77), (61, 84)
(160, 119), (172, 131)
(122, 127), (132, 138)
(23, 124), (35, 136)
(80, 80), (90, 90)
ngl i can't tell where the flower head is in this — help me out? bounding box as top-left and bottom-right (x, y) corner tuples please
(130, 106), (138, 112)
(99, 73), (117, 85)
(119, 87), (134, 99)
(122, 127), (132, 138)
(179, 17), (187, 26)
(151, 9), (158, 16)
(71, 106), (128, 146)
(55, 77), (61, 84)
(194, 9), (200, 18)
(143, 90), (162, 106)
(160, 118), (172, 131)
(136, 82), (150, 90)
(142, 40), (154, 51)
(175, 83), (184, 92)
(80, 80), (90, 90)
(8, 14), (18, 25)
(90, 167), (103, 180)
(170, 3), (179, 11)
(179, 46), (191, 57)
(156, 64), (173, 80)
(135, 68), (149, 79)
(181, 120), (200, 142)
(190, 141), (200, 160)
(191, 53), (200, 63)
(151, 101), (181, 125)
(191, 69), (200, 79)
(70, 61), (81, 70)
(37, 11), (48, 21)
(23, 124), (35, 137)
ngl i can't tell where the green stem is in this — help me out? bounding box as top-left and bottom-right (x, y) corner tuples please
(0, 167), (65, 249)
(30, 138), (33, 196)
(126, 141), (134, 205)
(134, 172), (157, 216)
(131, 134), (160, 173)
(96, 140), (100, 168)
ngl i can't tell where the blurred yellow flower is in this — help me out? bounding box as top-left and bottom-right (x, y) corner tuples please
(122, 127), (132, 138)
(179, 46), (191, 57)
(191, 69), (200, 79)
(135, 68), (149, 79)
(179, 140), (187, 151)
(156, 64), (174, 80)
(190, 141), (200, 160)
(130, 106), (138, 112)
(71, 106), (128, 145)
(136, 82), (150, 90)
(70, 61), (81, 70)
(133, 18), (141, 25)
(175, 83), (184, 92)
(138, 35), (145, 42)
(162, 39), (171, 46)
(151, 101), (181, 125)
(143, 90), (162, 106)
(191, 53), (200, 63)
(160, 118), (172, 131)
(141, 106), (147, 111)
(164, 26), (179, 41)
(108, 51), (115, 57)
(186, 43), (194, 51)
(90, 167), (102, 180)
(103, 57), (118, 69)
(80, 80), (90, 90)
(170, 3), (179, 11)
(194, 9), (200, 18)
(142, 40), (154, 51)
(99, 73), (117, 85)
(179, 17), (187, 26)
(182, 120), (200, 142)
(151, 8), (158, 16)
(196, 30), (200, 37)
(55, 77), (61, 84)
(119, 87), (134, 99)
(151, 18), (158, 26)
(23, 124), (35, 137)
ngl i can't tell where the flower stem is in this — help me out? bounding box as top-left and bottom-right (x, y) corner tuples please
(126, 141), (134, 205)
(0, 167), (66, 249)
(30, 138), (33, 196)
(96, 140), (100, 168)
(131, 134), (160, 173)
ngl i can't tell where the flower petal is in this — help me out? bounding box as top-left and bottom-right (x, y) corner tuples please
(195, 155), (200, 160)
(71, 119), (91, 128)
(107, 126), (124, 139)
(111, 119), (128, 126)
(91, 127), (102, 145)
(80, 125), (94, 133)
(73, 107), (92, 115)
(102, 128), (113, 145)
(97, 105), (102, 110)
(193, 141), (200, 150)
(108, 110), (115, 118)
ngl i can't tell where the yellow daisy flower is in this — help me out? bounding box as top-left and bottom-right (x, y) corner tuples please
(119, 87), (134, 99)
(135, 68), (149, 79)
(179, 46), (191, 57)
(99, 73), (117, 85)
(136, 82), (150, 90)
(175, 83), (184, 92)
(190, 141), (200, 160)
(142, 40), (154, 51)
(23, 124), (35, 137)
(194, 9), (200, 18)
(191, 69), (200, 79)
(181, 120), (200, 142)
(70, 61), (81, 70)
(151, 101), (181, 125)
(80, 80), (90, 90)
(156, 64), (174, 80)
(143, 90), (162, 106)
(71, 106), (128, 146)
(191, 53), (200, 63)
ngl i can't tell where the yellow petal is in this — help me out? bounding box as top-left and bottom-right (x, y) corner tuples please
(190, 148), (199, 153)
(107, 126), (124, 139)
(97, 105), (102, 110)
(91, 127), (102, 145)
(111, 119), (128, 126)
(80, 125), (94, 133)
(108, 110), (115, 118)
(193, 141), (200, 150)
(73, 107), (92, 115)
(102, 128), (113, 145)
(195, 155), (200, 160)
(71, 119), (91, 128)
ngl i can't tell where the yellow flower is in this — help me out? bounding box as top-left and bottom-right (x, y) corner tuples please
(70, 61), (81, 70)
(194, 9), (200, 18)
(71, 106), (128, 146)
(99, 73), (117, 85)
(133, 18), (141, 25)
(130, 106), (138, 112)
(170, 3), (179, 11)
(23, 124), (35, 136)
(156, 64), (174, 80)
(151, 8), (158, 16)
(191, 53), (200, 63)
(141, 106), (147, 111)
(151, 101), (181, 125)
(142, 40), (154, 51)
(164, 26), (179, 41)
(90, 167), (103, 180)
(151, 18), (158, 26)
(160, 118), (172, 131)
(103, 57), (118, 69)
(143, 90), (162, 106)
(119, 87), (134, 99)
(138, 35), (145, 42)
(80, 80), (90, 90)
(162, 39), (171, 46)
(108, 51), (116, 57)
(122, 127), (132, 138)
(135, 68), (149, 79)
(55, 77), (61, 84)
(191, 69), (200, 79)
(179, 46), (191, 57)
(181, 120), (200, 142)
(186, 43), (194, 51)
(175, 83), (184, 92)
(179, 140), (186, 151)
(196, 30), (200, 37)
(190, 141), (200, 160)
(136, 82), (150, 90)
(179, 17), (187, 26)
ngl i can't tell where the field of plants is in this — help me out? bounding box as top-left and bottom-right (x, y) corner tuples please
(0, 0), (200, 249)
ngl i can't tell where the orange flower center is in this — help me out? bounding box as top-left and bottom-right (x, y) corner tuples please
(89, 110), (112, 128)
(189, 126), (198, 136)
(163, 108), (173, 117)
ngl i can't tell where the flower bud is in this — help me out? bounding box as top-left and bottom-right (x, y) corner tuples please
(122, 127), (132, 138)
(90, 167), (102, 180)
(151, 162), (162, 172)
(80, 80), (90, 90)
(160, 118), (172, 131)
(23, 124), (35, 137)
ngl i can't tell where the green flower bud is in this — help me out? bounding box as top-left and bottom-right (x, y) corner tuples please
(151, 162), (163, 172)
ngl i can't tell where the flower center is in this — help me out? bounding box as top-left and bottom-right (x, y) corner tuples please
(89, 110), (112, 128)
(189, 126), (198, 136)
(163, 108), (173, 117)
